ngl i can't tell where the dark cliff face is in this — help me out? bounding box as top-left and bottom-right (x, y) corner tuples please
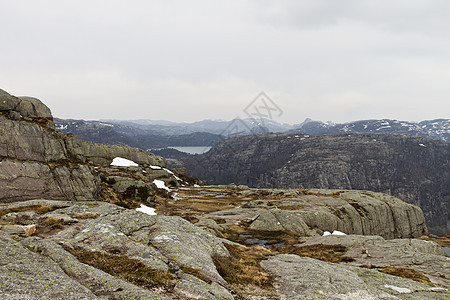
(183, 133), (450, 234)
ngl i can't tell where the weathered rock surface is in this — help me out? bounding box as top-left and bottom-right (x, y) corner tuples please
(0, 159), (100, 202)
(23, 237), (167, 300)
(202, 188), (428, 239)
(297, 234), (450, 288)
(0, 231), (98, 300)
(183, 133), (450, 234)
(1, 199), (234, 299)
(16, 96), (53, 120)
(0, 190), (446, 298)
(261, 254), (449, 300)
(0, 89), (18, 111)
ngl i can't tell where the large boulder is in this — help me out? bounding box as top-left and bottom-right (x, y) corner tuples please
(17, 96), (53, 120)
(0, 89), (19, 111)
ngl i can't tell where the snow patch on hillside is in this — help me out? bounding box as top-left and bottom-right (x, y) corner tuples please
(111, 157), (138, 167)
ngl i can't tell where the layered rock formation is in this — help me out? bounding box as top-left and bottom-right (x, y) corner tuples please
(183, 133), (450, 234)
(0, 88), (168, 204)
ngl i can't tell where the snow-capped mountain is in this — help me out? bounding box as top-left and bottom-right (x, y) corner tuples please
(290, 118), (449, 142)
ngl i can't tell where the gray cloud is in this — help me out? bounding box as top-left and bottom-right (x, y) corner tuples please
(0, 0), (449, 123)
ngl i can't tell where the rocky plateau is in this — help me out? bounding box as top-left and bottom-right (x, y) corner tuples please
(1, 88), (449, 299)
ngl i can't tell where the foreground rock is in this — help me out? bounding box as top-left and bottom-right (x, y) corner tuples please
(1, 200), (233, 299)
(0, 231), (99, 300)
(295, 234), (449, 288)
(262, 254), (449, 300)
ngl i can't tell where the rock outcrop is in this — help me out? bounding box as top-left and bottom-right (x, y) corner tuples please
(0, 88), (171, 204)
(1, 200), (233, 299)
(183, 133), (450, 234)
(184, 187), (428, 239)
(295, 234), (449, 288)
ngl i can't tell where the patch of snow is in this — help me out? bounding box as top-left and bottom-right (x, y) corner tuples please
(323, 230), (346, 236)
(304, 135), (309, 138)
(57, 124), (68, 130)
(332, 230), (346, 235)
(419, 143), (426, 147)
(153, 179), (170, 191)
(194, 184), (200, 187)
(150, 165), (162, 170)
(98, 122), (114, 127)
(136, 204), (157, 216)
(384, 285), (411, 294)
(111, 157), (138, 167)
(163, 168), (174, 174)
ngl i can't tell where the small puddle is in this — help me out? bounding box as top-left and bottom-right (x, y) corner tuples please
(238, 234), (285, 247)
(196, 191), (215, 195)
(443, 247), (450, 256)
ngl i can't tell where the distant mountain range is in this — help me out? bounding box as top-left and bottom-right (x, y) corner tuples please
(54, 118), (223, 149)
(291, 118), (450, 142)
(55, 117), (449, 149)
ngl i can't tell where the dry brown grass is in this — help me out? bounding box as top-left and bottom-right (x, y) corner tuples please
(212, 243), (273, 287)
(361, 265), (434, 286)
(418, 234), (450, 247)
(70, 249), (177, 290)
(0, 205), (54, 217)
(273, 244), (354, 263)
(180, 266), (211, 283)
(100, 182), (142, 209)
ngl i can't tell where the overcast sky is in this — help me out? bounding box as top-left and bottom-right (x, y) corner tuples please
(1, 0), (449, 124)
